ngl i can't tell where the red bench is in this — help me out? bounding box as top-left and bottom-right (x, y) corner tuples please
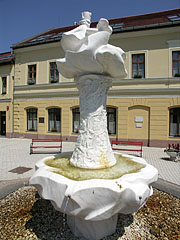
(30, 139), (62, 154)
(111, 140), (143, 157)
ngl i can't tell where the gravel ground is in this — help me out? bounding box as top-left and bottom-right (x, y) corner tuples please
(0, 186), (179, 240)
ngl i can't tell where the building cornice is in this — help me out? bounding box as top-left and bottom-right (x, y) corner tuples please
(112, 77), (180, 86)
(14, 87), (180, 100)
(14, 90), (79, 99)
(14, 77), (180, 92)
(109, 87), (180, 97)
(14, 81), (76, 91)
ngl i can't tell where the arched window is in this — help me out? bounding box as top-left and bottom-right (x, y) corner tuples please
(169, 108), (180, 137)
(27, 108), (37, 131)
(48, 108), (61, 132)
(107, 107), (116, 135)
(72, 107), (80, 133)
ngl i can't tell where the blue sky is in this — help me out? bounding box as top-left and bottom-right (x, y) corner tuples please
(0, 0), (179, 53)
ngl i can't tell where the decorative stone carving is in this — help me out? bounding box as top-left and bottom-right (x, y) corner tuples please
(70, 74), (116, 168)
(30, 153), (158, 240)
(56, 12), (127, 79)
(30, 11), (158, 240)
(56, 11), (127, 169)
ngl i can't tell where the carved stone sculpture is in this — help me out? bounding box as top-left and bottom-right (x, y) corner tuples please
(56, 11), (127, 169)
(30, 12), (158, 240)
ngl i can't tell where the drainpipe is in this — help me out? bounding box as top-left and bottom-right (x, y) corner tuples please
(11, 53), (15, 138)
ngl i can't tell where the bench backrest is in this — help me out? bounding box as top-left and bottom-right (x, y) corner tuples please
(111, 140), (143, 146)
(32, 139), (62, 142)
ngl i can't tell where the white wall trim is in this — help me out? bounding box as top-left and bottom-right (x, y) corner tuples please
(6, 76), (9, 95)
(14, 94), (180, 102)
(46, 61), (49, 84)
(168, 46), (180, 77)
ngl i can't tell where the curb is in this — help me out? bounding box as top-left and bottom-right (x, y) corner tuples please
(152, 178), (180, 199)
(0, 178), (29, 200)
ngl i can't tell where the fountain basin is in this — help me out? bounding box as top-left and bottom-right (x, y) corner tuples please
(45, 152), (146, 180)
(29, 152), (158, 240)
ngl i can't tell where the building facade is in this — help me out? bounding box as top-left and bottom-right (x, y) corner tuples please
(0, 9), (180, 147)
(0, 52), (14, 137)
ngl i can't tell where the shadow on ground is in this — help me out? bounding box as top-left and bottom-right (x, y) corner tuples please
(25, 194), (133, 239)
(161, 157), (176, 162)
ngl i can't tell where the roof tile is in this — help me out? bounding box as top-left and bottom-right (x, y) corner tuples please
(12, 8), (180, 49)
(0, 52), (14, 64)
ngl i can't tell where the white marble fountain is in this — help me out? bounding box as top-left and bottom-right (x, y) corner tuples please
(29, 12), (158, 240)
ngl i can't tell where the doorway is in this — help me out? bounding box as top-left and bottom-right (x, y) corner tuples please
(0, 111), (6, 136)
(128, 106), (150, 146)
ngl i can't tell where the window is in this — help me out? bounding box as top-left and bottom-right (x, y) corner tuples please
(172, 51), (180, 77)
(169, 108), (180, 137)
(27, 108), (37, 131)
(2, 77), (7, 94)
(132, 54), (145, 78)
(48, 108), (61, 132)
(28, 65), (36, 84)
(72, 108), (80, 133)
(50, 62), (59, 83)
(107, 107), (116, 135)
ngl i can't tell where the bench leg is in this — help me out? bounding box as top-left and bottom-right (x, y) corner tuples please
(30, 148), (33, 154)
(30, 143), (33, 154)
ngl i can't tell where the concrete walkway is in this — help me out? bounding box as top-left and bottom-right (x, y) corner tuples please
(0, 137), (179, 198)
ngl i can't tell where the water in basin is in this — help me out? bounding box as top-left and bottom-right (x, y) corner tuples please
(45, 152), (145, 181)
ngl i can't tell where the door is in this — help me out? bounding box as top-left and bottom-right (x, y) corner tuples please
(0, 111), (6, 136)
(128, 106), (150, 146)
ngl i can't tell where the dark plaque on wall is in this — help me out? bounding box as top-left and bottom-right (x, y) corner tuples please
(39, 117), (44, 123)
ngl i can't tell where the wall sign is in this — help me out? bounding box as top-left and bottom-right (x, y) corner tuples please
(135, 116), (143, 123)
(136, 123), (142, 128)
(39, 117), (44, 123)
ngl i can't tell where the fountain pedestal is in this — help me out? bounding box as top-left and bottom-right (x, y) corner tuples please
(70, 74), (116, 169)
(67, 214), (118, 240)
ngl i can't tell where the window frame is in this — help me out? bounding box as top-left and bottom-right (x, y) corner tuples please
(48, 108), (61, 133)
(72, 107), (80, 133)
(27, 108), (37, 131)
(107, 107), (117, 135)
(132, 53), (145, 78)
(28, 64), (36, 85)
(172, 51), (180, 77)
(49, 62), (59, 83)
(169, 107), (180, 137)
(2, 76), (7, 94)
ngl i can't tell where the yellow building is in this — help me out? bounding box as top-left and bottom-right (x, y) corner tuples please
(0, 52), (14, 137)
(1, 9), (180, 147)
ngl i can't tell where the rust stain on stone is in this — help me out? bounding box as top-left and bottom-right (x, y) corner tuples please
(99, 151), (111, 169)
